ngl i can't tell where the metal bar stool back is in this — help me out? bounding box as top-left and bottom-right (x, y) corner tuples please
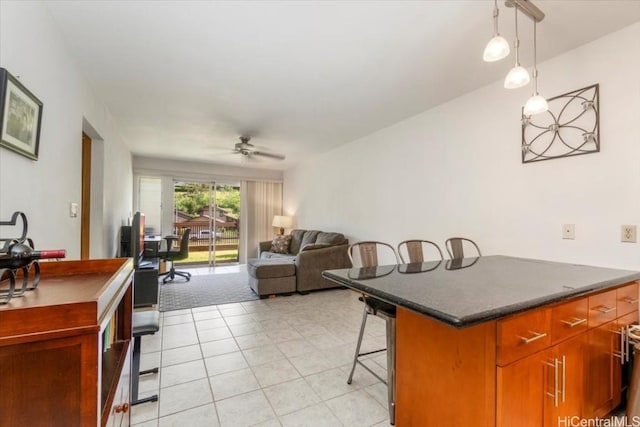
(445, 237), (481, 259)
(397, 239), (444, 264)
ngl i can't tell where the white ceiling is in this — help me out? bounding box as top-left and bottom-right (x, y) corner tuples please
(45, 1), (640, 170)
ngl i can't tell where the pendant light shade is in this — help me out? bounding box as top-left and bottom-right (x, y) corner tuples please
(504, 4), (530, 89)
(524, 21), (548, 115)
(523, 94), (548, 115)
(483, 0), (510, 62)
(483, 36), (510, 62)
(504, 66), (530, 89)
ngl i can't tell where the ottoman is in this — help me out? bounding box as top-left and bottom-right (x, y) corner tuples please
(247, 258), (296, 297)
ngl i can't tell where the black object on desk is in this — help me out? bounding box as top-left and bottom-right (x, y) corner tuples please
(143, 236), (163, 258)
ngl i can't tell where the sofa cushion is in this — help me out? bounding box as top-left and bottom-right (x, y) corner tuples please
(247, 258), (296, 279)
(315, 232), (346, 246)
(270, 235), (291, 254)
(300, 230), (320, 252)
(289, 229), (307, 255)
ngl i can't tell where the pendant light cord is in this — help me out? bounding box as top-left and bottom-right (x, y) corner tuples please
(493, 0), (500, 35)
(533, 21), (539, 94)
(514, 4), (520, 66)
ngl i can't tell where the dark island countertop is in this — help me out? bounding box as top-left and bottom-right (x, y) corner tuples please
(322, 255), (640, 328)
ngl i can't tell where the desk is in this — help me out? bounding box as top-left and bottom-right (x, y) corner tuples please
(323, 256), (640, 426)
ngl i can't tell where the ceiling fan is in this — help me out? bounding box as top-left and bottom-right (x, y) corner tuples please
(233, 136), (285, 160)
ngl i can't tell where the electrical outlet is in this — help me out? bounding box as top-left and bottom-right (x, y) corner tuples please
(621, 225), (637, 243)
(562, 224), (575, 240)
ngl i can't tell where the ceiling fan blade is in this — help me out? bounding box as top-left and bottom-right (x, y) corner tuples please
(253, 151), (286, 160)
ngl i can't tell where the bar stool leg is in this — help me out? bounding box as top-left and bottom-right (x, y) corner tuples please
(347, 305), (369, 384)
(132, 335), (159, 406)
(386, 316), (396, 425)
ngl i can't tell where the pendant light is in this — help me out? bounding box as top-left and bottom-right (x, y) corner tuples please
(483, 0), (510, 62)
(523, 20), (548, 115)
(504, 3), (530, 89)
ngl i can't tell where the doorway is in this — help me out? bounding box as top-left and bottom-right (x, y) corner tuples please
(80, 133), (91, 259)
(172, 181), (240, 266)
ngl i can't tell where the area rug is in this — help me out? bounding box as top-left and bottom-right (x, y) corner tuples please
(159, 271), (258, 312)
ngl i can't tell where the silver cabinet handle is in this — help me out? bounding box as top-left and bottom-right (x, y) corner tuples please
(614, 326), (626, 364)
(546, 358), (560, 408)
(596, 306), (616, 314)
(519, 331), (547, 344)
(625, 297), (639, 304)
(561, 318), (587, 328)
(561, 355), (566, 403)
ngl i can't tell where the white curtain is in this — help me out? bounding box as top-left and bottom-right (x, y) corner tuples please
(239, 181), (283, 263)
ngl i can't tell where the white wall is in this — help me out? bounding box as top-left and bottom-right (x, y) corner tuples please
(284, 23), (640, 270)
(0, 1), (133, 259)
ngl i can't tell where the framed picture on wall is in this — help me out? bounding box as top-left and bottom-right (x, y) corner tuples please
(0, 68), (43, 160)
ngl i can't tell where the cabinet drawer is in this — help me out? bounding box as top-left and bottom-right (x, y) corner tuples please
(497, 308), (551, 366)
(617, 282), (639, 317)
(589, 290), (617, 328)
(551, 297), (589, 344)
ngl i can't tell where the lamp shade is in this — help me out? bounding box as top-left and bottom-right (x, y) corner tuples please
(483, 36), (510, 62)
(504, 66), (531, 89)
(272, 215), (293, 229)
(523, 94), (549, 115)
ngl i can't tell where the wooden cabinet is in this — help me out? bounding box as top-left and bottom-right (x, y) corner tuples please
(585, 320), (619, 418)
(546, 335), (586, 426)
(497, 334), (586, 427)
(397, 280), (639, 427)
(0, 259), (134, 427)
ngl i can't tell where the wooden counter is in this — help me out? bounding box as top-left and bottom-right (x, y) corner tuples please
(323, 256), (640, 426)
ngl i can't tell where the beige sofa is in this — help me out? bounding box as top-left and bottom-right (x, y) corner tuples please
(258, 229), (351, 293)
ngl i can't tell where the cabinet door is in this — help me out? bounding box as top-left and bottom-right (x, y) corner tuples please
(546, 334), (586, 426)
(585, 320), (620, 418)
(497, 349), (550, 427)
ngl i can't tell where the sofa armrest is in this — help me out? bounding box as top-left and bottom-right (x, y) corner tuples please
(300, 243), (331, 252)
(258, 240), (272, 257)
(295, 244), (352, 292)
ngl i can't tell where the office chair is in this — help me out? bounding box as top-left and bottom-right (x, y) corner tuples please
(445, 237), (481, 259)
(160, 228), (192, 284)
(397, 239), (444, 264)
(347, 241), (400, 425)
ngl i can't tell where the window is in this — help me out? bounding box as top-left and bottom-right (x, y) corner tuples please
(138, 176), (162, 235)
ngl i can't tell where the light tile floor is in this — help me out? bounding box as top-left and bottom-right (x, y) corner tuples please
(131, 265), (392, 427)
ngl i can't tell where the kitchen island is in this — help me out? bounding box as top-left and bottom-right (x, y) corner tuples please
(323, 255), (640, 426)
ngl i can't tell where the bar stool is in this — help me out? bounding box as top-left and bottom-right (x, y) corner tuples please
(444, 237), (481, 259)
(131, 310), (160, 406)
(397, 239), (444, 263)
(347, 241), (400, 425)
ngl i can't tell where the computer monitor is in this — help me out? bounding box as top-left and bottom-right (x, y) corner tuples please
(130, 212), (145, 268)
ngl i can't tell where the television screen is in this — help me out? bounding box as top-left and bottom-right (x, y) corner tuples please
(131, 212), (145, 268)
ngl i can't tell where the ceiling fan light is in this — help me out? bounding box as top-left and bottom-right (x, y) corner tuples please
(483, 36), (510, 62)
(504, 66), (531, 89)
(523, 94), (548, 115)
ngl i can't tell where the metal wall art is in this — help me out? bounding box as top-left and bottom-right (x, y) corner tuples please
(521, 84), (599, 163)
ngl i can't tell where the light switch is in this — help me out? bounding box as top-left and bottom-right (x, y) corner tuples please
(70, 202), (78, 218)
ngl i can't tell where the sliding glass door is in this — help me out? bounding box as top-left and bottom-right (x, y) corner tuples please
(172, 180), (240, 266)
